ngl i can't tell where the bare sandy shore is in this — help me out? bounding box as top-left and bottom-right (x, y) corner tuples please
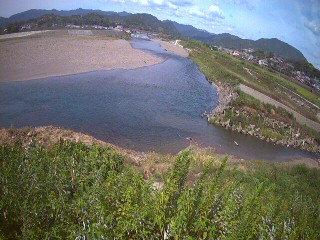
(153, 39), (189, 57)
(0, 31), (163, 82)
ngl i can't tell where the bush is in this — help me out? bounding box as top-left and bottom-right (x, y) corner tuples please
(233, 91), (261, 110)
(276, 106), (294, 119)
(261, 128), (284, 140)
(0, 141), (319, 239)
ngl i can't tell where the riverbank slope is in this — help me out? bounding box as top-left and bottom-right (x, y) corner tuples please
(1, 126), (318, 168)
(152, 38), (189, 57)
(180, 40), (320, 153)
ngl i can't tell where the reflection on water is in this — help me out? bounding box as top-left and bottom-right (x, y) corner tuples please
(0, 39), (317, 161)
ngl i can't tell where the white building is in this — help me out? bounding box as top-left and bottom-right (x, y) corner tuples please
(259, 59), (268, 66)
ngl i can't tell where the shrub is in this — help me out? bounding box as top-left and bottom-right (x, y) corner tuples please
(261, 129), (284, 140)
(0, 141), (319, 239)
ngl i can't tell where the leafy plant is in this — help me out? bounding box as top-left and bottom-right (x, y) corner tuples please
(0, 141), (319, 239)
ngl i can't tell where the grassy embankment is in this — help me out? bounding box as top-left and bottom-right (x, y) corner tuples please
(181, 40), (319, 151)
(0, 136), (319, 239)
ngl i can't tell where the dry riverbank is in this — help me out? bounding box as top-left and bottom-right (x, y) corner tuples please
(0, 30), (163, 82)
(153, 39), (189, 57)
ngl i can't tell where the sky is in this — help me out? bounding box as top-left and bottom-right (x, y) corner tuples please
(1, 0), (319, 69)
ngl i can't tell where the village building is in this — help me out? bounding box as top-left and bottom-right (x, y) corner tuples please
(258, 59), (268, 66)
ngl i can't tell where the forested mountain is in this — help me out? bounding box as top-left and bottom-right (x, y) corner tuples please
(165, 20), (213, 40)
(0, 9), (307, 61)
(0, 8), (131, 26)
(209, 34), (306, 61)
(124, 14), (178, 35)
(165, 21), (306, 61)
(2, 11), (178, 36)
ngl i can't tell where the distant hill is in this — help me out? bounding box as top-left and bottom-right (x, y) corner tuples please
(204, 33), (253, 49)
(165, 20), (213, 40)
(124, 14), (179, 35)
(171, 22), (306, 61)
(0, 17), (7, 27)
(1, 10), (178, 36)
(255, 38), (306, 61)
(206, 34), (306, 61)
(0, 9), (307, 61)
(0, 8), (131, 27)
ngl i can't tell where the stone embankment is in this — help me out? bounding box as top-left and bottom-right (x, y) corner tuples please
(206, 84), (320, 153)
(202, 82), (238, 118)
(211, 107), (319, 152)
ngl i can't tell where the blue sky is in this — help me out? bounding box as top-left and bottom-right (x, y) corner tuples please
(1, 0), (319, 69)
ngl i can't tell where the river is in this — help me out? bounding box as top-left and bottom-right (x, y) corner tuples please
(0, 38), (317, 161)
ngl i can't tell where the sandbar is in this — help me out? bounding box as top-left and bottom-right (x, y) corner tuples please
(0, 30), (163, 82)
(153, 39), (189, 58)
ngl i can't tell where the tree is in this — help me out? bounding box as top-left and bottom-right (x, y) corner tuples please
(6, 23), (19, 33)
(268, 51), (274, 58)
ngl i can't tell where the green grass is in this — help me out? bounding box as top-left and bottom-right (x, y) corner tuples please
(212, 89), (319, 141)
(261, 129), (284, 140)
(233, 91), (261, 110)
(184, 40), (320, 114)
(1, 140), (319, 239)
(254, 66), (320, 107)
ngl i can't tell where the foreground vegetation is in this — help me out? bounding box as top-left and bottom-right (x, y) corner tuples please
(1, 139), (319, 239)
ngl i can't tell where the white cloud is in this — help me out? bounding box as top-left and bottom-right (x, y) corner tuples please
(188, 8), (205, 18)
(107, 0), (228, 36)
(188, 5), (223, 20)
(110, 0), (126, 3)
(109, 0), (224, 26)
(304, 20), (320, 35)
(233, 0), (254, 10)
(111, 0), (192, 8)
(208, 5), (220, 14)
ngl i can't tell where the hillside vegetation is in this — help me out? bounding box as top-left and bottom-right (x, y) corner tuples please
(3, 12), (179, 36)
(181, 40), (319, 152)
(1, 139), (319, 239)
(205, 36), (306, 62)
(168, 20), (306, 62)
(183, 41), (319, 108)
(0, 8), (131, 26)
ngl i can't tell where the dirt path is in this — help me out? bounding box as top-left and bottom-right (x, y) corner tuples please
(240, 84), (320, 132)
